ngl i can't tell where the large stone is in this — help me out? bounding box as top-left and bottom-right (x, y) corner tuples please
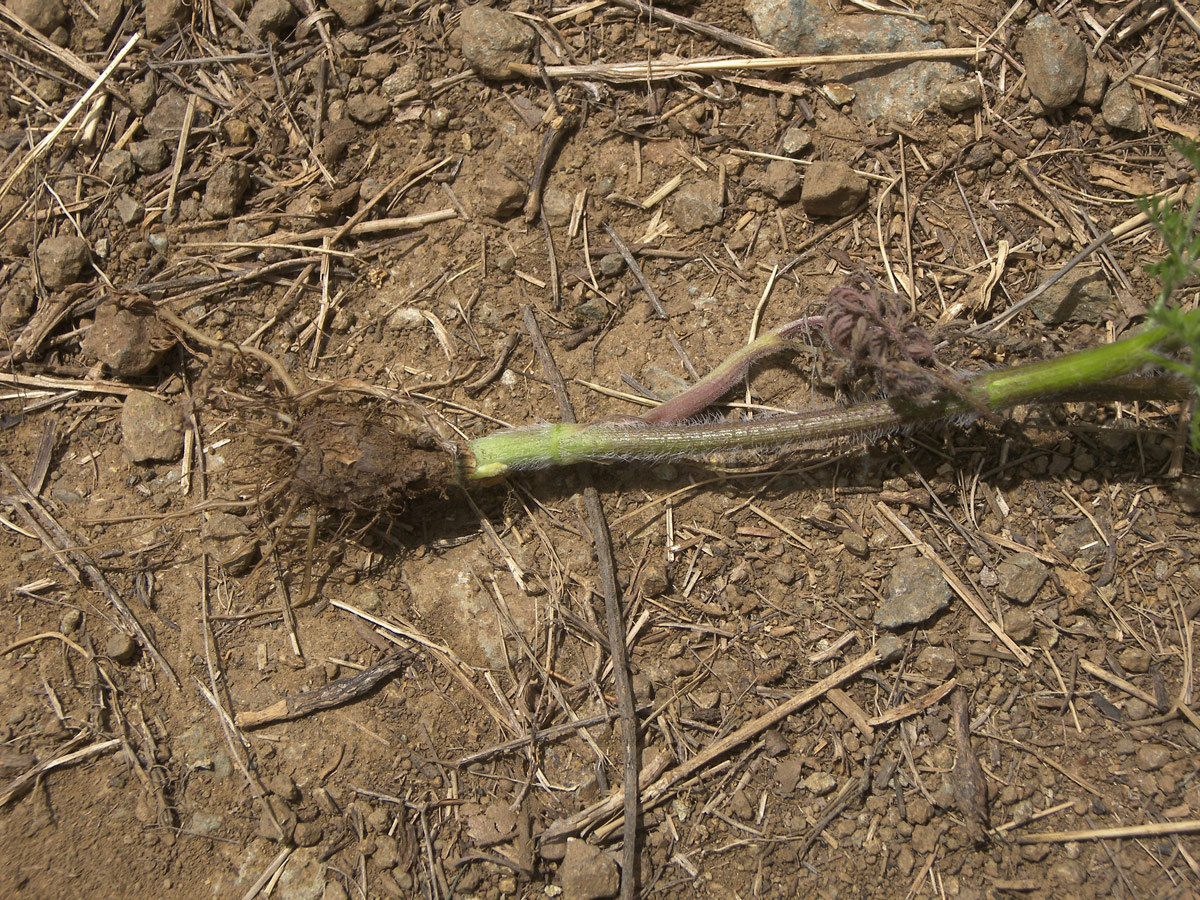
(327, 0), (377, 27)
(1017, 14), (1086, 110)
(247, 0), (297, 40)
(801, 161), (867, 217)
(202, 161), (251, 218)
(671, 180), (723, 232)
(6, 0), (68, 35)
(1101, 82), (1146, 133)
(874, 557), (951, 629)
(745, 0), (962, 120)
(34, 234), (90, 290)
(145, 0), (188, 38)
(1029, 265), (1110, 324)
(558, 839), (619, 900)
(82, 302), (171, 376)
(121, 391), (184, 463)
(458, 6), (535, 80)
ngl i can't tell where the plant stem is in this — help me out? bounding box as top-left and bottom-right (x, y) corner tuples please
(459, 315), (1196, 483)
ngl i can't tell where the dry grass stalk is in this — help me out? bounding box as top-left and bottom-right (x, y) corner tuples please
(513, 47), (979, 82)
(0, 32), (140, 202)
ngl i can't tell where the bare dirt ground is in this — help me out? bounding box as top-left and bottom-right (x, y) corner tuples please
(0, 1), (1199, 898)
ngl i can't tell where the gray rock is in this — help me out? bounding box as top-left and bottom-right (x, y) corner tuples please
(82, 302), (170, 375)
(1101, 82), (1146, 132)
(1029, 265), (1110, 324)
(874, 557), (951, 629)
(671, 180), (723, 232)
(121, 391), (184, 462)
(201, 511), (259, 574)
(1134, 743), (1170, 772)
(346, 91), (389, 125)
(745, 0), (961, 120)
(1005, 608), (1035, 643)
(0, 286), (33, 328)
(293, 821), (324, 848)
(1079, 58), (1109, 108)
(1117, 647), (1151, 674)
(382, 62), (420, 98)
(276, 854), (324, 900)
(598, 253), (624, 277)
(6, 0), (68, 35)
(914, 646), (956, 680)
(559, 839), (619, 900)
(130, 140), (169, 173)
(939, 79), (982, 113)
(877, 634), (905, 663)
(458, 6), (535, 80)
(801, 161), (867, 217)
(105, 632), (138, 663)
(841, 529), (869, 558)
(327, 0), (377, 27)
(144, 91), (206, 138)
(145, 0), (188, 38)
(360, 52), (394, 81)
(60, 608), (82, 634)
(247, 0), (297, 40)
(1048, 860), (1086, 886)
(186, 811), (224, 836)
(1017, 14), (1086, 110)
(542, 186), (575, 228)
(802, 772), (837, 796)
(115, 194), (145, 227)
(995, 551), (1048, 605)
(99, 149), (134, 184)
(1055, 519), (1104, 563)
(202, 161), (251, 218)
(761, 159), (803, 203)
(34, 234), (90, 290)
(475, 171), (526, 220)
(779, 126), (812, 156)
(129, 79), (157, 115)
(266, 772), (301, 802)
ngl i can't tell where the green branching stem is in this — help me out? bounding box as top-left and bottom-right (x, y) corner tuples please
(458, 314), (1197, 484)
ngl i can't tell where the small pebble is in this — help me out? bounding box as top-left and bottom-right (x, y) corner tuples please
(129, 138), (169, 172)
(939, 79), (982, 112)
(294, 820), (324, 847)
(1135, 743), (1171, 772)
(1117, 646), (1152, 674)
(763, 729), (790, 757)
(840, 529), (869, 559)
(1005, 608), (1036, 643)
(60, 609), (83, 634)
(802, 772), (837, 796)
(106, 633), (138, 664)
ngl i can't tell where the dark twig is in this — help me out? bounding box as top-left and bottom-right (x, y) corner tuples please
(950, 688), (989, 843)
(602, 222), (668, 319)
(236, 650), (416, 728)
(521, 306), (640, 900)
(525, 107), (578, 223)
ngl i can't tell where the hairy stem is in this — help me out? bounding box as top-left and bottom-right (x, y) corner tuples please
(460, 316), (1196, 483)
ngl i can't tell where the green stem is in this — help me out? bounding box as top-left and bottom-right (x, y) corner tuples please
(459, 317), (1193, 483)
